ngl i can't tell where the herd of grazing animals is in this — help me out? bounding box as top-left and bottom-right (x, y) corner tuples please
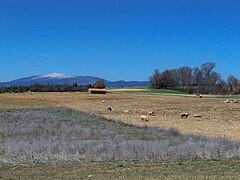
(222, 99), (239, 103)
(102, 98), (205, 124)
(100, 96), (240, 124)
(103, 99), (156, 123)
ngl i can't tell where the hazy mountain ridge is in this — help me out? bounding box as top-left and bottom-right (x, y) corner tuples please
(0, 73), (149, 88)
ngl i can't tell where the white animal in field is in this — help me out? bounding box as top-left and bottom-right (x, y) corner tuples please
(193, 114), (201, 118)
(222, 99), (238, 103)
(140, 115), (149, 122)
(148, 111), (155, 116)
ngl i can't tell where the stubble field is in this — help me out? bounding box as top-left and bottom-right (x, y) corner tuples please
(1, 91), (240, 179)
(1, 91), (239, 140)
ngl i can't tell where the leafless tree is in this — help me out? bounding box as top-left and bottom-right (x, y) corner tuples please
(177, 66), (192, 87)
(93, 80), (105, 89)
(227, 75), (239, 92)
(161, 69), (178, 88)
(201, 62), (216, 80)
(192, 67), (203, 86)
(149, 69), (162, 89)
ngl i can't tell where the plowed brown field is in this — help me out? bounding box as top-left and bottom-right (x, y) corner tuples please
(1, 92), (239, 140)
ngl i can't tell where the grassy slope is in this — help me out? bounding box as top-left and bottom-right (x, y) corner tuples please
(108, 86), (189, 94)
(145, 88), (189, 94)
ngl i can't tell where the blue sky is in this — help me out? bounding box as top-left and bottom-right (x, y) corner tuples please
(0, 0), (239, 82)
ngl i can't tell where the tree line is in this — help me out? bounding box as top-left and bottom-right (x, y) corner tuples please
(149, 62), (240, 94)
(0, 83), (91, 94)
(0, 80), (106, 94)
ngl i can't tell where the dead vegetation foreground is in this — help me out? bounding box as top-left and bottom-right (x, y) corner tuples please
(0, 92), (240, 140)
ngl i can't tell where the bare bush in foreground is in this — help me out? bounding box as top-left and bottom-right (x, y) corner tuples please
(1, 108), (240, 165)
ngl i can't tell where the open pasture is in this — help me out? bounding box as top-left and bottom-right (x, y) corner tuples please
(0, 92), (240, 140)
(1, 92), (240, 179)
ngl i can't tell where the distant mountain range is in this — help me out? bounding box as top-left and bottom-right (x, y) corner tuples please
(0, 73), (149, 88)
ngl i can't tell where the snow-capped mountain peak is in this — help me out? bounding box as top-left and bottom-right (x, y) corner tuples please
(33, 73), (72, 79)
(0, 73), (149, 88)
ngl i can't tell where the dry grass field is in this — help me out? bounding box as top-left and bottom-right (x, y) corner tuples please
(1, 91), (239, 140)
(1, 161), (240, 180)
(1, 91), (240, 179)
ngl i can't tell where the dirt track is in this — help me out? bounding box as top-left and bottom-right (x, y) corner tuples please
(1, 92), (240, 140)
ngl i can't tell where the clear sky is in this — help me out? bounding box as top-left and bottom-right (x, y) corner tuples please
(0, 0), (239, 82)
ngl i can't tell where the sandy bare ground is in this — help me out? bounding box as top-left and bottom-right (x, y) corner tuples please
(0, 92), (240, 140)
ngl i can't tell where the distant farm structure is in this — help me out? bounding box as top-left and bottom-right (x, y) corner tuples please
(88, 88), (107, 94)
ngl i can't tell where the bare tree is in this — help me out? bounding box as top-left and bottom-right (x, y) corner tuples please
(192, 67), (203, 86)
(201, 62), (216, 79)
(200, 62), (218, 93)
(227, 75), (239, 92)
(209, 71), (222, 85)
(177, 66), (192, 87)
(93, 80), (105, 89)
(149, 69), (162, 89)
(161, 69), (177, 88)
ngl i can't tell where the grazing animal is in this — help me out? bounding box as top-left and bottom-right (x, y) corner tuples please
(181, 113), (190, 118)
(123, 109), (130, 113)
(148, 111), (155, 116)
(223, 99), (238, 103)
(140, 115), (149, 122)
(232, 99), (238, 103)
(193, 114), (201, 118)
(195, 93), (202, 98)
(107, 107), (112, 111)
(223, 99), (230, 103)
(102, 100), (106, 103)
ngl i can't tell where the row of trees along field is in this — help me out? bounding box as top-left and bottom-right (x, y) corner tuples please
(0, 83), (92, 93)
(149, 62), (240, 94)
(0, 80), (106, 94)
